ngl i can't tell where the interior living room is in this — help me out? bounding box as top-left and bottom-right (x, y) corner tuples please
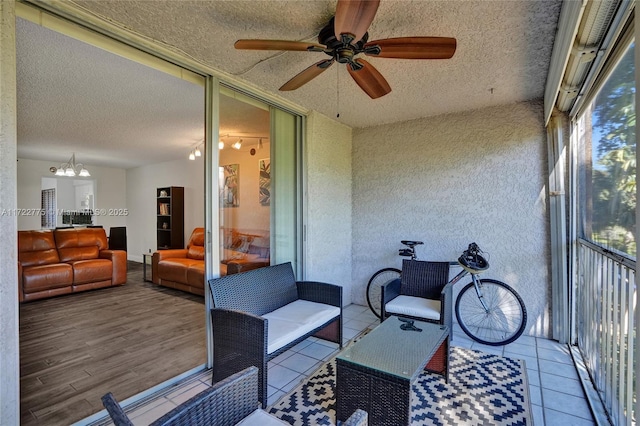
(14, 13), (279, 425)
(1, 1), (637, 425)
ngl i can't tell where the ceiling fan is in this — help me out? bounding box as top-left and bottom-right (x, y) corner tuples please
(234, 0), (456, 99)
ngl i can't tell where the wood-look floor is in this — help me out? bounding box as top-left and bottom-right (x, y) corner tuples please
(19, 262), (207, 425)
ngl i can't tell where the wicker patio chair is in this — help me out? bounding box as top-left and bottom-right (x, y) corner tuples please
(102, 366), (368, 425)
(102, 366), (259, 426)
(380, 259), (453, 330)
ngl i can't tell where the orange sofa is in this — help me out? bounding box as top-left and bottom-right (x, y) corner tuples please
(152, 227), (270, 296)
(152, 228), (206, 296)
(18, 228), (127, 302)
(220, 228), (271, 275)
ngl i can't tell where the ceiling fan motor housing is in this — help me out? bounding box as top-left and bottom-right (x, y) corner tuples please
(318, 18), (371, 66)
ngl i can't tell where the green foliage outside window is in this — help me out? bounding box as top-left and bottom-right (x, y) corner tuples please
(590, 42), (636, 257)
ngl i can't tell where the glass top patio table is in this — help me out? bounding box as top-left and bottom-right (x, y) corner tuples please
(337, 316), (449, 381)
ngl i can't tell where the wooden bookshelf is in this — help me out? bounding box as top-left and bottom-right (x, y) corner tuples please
(156, 186), (184, 250)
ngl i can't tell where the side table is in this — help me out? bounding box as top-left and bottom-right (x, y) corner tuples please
(336, 317), (449, 425)
(142, 253), (152, 282)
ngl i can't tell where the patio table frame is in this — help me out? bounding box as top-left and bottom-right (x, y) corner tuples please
(335, 316), (449, 426)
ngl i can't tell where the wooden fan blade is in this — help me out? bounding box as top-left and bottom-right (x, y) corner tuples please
(280, 59), (334, 91)
(347, 58), (391, 99)
(235, 39), (325, 51)
(365, 37), (457, 59)
(334, 0), (380, 43)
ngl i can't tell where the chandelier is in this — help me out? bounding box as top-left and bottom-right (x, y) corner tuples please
(51, 153), (91, 177)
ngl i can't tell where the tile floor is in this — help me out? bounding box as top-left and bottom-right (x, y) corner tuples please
(100, 304), (598, 425)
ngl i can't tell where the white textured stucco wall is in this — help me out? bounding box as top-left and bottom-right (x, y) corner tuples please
(305, 111), (353, 304)
(352, 101), (550, 337)
(0, 1), (20, 423)
(126, 157), (205, 263)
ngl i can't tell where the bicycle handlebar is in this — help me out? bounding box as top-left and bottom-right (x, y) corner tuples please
(396, 240), (489, 272)
(458, 242), (489, 273)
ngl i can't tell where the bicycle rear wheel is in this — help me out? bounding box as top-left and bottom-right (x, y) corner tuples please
(366, 268), (401, 319)
(455, 278), (527, 346)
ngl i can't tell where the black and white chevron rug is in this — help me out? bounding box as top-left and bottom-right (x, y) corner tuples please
(268, 346), (531, 425)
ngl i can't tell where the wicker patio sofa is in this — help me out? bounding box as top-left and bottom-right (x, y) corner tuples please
(208, 262), (343, 407)
(102, 366), (368, 425)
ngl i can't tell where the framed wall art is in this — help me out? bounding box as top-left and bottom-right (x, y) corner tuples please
(220, 164), (239, 207)
(259, 158), (271, 206)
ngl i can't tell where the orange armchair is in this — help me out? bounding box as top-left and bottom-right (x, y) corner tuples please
(152, 228), (205, 296)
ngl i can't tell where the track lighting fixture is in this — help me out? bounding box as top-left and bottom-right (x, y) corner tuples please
(218, 134), (268, 151)
(188, 140), (204, 159)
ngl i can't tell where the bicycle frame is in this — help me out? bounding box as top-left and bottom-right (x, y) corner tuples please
(446, 262), (490, 312)
(398, 241), (496, 315)
(379, 243), (527, 346)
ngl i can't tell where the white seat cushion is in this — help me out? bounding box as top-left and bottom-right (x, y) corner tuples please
(260, 317), (305, 354)
(385, 295), (441, 321)
(235, 408), (289, 425)
(265, 300), (340, 326)
(262, 300), (340, 354)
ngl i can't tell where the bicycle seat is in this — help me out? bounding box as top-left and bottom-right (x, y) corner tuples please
(401, 240), (423, 248)
(457, 243), (489, 273)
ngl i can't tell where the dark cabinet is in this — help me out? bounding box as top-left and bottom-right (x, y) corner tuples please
(157, 186), (184, 249)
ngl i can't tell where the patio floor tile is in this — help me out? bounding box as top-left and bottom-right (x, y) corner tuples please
(108, 304), (599, 426)
(541, 388), (593, 420)
(538, 359), (580, 379)
(278, 353), (320, 374)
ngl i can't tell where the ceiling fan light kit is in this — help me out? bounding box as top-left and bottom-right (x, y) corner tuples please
(234, 0), (456, 99)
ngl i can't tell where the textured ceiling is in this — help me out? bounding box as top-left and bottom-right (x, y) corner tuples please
(17, 18), (270, 168)
(16, 0), (562, 169)
(17, 18), (204, 169)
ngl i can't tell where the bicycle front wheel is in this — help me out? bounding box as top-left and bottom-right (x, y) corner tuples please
(366, 268), (401, 319)
(455, 278), (527, 346)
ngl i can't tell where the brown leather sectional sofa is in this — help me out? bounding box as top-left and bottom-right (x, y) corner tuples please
(18, 228), (127, 302)
(152, 227), (270, 296)
(152, 227), (206, 296)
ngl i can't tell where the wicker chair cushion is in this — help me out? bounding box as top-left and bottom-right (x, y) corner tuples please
(262, 300), (340, 354)
(385, 295), (441, 321)
(236, 409), (289, 425)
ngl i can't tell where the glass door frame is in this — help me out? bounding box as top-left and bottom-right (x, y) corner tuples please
(15, 0), (308, 398)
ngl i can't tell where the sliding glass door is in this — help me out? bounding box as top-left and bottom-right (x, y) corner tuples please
(270, 107), (302, 273)
(217, 87), (303, 277)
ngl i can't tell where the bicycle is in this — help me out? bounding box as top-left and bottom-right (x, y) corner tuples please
(365, 241), (527, 346)
(365, 240), (419, 319)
